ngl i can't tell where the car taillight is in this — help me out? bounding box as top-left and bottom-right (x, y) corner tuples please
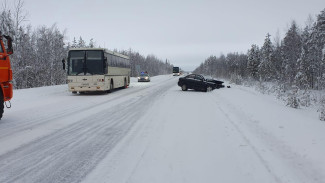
(97, 79), (104, 82)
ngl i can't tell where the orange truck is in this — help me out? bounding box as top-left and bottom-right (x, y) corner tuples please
(0, 32), (13, 120)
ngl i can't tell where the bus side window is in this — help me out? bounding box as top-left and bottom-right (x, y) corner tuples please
(116, 57), (120, 67)
(126, 59), (130, 68)
(107, 54), (111, 66)
(109, 54), (112, 66)
(112, 55), (117, 67)
(118, 57), (122, 67)
(121, 58), (124, 68)
(110, 55), (114, 67)
(119, 57), (122, 67)
(114, 57), (118, 67)
(0, 44), (3, 53)
(123, 58), (126, 68)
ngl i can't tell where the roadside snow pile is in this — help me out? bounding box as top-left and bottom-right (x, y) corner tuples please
(231, 79), (325, 121)
(319, 96), (325, 121)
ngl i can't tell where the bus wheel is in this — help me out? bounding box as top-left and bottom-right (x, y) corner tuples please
(0, 91), (4, 120)
(124, 78), (127, 89)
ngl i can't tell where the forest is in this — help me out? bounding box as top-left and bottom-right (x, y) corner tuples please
(193, 9), (325, 120)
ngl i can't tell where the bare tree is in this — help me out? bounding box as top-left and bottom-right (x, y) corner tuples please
(14, 0), (28, 30)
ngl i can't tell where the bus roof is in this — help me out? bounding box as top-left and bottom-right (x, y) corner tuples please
(69, 48), (129, 59)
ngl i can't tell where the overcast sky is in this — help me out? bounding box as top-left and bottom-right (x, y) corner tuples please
(4, 0), (325, 71)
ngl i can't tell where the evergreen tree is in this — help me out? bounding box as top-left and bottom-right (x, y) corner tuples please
(307, 8), (325, 89)
(320, 46), (325, 89)
(247, 44), (260, 80)
(295, 26), (312, 90)
(286, 85), (300, 108)
(281, 21), (302, 85)
(89, 38), (95, 48)
(77, 36), (86, 48)
(258, 33), (277, 81)
(71, 37), (77, 48)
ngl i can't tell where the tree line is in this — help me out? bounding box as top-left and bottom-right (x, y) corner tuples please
(193, 8), (325, 120)
(0, 1), (173, 89)
(1, 1), (67, 89)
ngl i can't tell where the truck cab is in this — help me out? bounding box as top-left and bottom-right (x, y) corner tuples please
(0, 32), (13, 119)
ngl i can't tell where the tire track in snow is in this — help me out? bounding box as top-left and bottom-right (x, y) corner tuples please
(215, 105), (283, 183)
(0, 77), (175, 140)
(210, 90), (325, 183)
(0, 77), (176, 183)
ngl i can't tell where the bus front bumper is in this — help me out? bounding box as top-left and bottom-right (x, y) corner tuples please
(68, 83), (109, 92)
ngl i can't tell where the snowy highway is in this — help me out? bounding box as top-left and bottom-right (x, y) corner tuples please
(1, 75), (325, 183)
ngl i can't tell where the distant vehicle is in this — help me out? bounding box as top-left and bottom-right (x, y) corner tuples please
(63, 48), (130, 94)
(177, 74), (224, 92)
(173, 67), (180, 76)
(138, 72), (150, 82)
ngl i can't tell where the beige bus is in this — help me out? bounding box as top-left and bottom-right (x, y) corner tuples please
(66, 48), (130, 93)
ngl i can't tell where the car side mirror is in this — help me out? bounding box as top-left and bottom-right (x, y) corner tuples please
(3, 35), (13, 55)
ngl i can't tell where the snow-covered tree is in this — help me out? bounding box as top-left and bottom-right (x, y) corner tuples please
(118, 49), (173, 77)
(247, 44), (260, 80)
(286, 85), (300, 108)
(307, 8), (325, 89)
(71, 37), (77, 48)
(281, 21), (302, 85)
(295, 26), (312, 90)
(89, 38), (95, 48)
(77, 36), (86, 48)
(258, 33), (277, 81)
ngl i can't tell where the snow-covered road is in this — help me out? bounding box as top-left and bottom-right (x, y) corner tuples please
(0, 75), (324, 183)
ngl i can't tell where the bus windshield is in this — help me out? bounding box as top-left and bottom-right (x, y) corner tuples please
(173, 67), (179, 73)
(86, 51), (103, 75)
(68, 50), (104, 75)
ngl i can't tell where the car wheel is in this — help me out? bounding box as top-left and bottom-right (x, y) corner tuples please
(181, 84), (187, 91)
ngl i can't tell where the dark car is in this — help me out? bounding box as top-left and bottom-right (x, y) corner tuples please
(178, 74), (219, 92)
